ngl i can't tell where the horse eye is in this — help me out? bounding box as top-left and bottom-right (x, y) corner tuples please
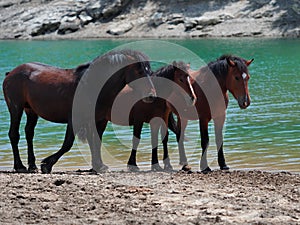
(235, 77), (239, 81)
(179, 78), (184, 83)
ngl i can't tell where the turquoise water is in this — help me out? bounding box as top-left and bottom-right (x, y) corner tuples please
(0, 39), (299, 172)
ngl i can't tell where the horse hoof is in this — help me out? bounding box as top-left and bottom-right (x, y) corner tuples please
(151, 164), (164, 172)
(41, 162), (52, 174)
(14, 167), (28, 173)
(94, 164), (109, 173)
(127, 164), (140, 172)
(28, 165), (38, 173)
(220, 165), (230, 170)
(201, 167), (212, 174)
(164, 164), (174, 171)
(181, 165), (192, 171)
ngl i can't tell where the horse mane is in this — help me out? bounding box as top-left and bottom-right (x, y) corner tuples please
(74, 49), (150, 83)
(74, 62), (91, 77)
(93, 49), (150, 65)
(153, 61), (188, 80)
(204, 54), (248, 79)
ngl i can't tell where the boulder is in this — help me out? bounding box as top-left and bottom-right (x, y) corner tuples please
(149, 12), (164, 27)
(58, 20), (80, 34)
(85, 1), (102, 20)
(107, 22), (133, 35)
(195, 16), (222, 26)
(101, 0), (131, 20)
(30, 21), (61, 36)
(167, 14), (184, 25)
(79, 11), (93, 25)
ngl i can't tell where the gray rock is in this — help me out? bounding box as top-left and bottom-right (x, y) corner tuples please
(195, 16), (222, 26)
(58, 19), (80, 35)
(101, 0), (131, 20)
(79, 11), (93, 25)
(184, 18), (198, 30)
(168, 14), (184, 25)
(149, 12), (164, 27)
(107, 22), (133, 35)
(86, 1), (102, 20)
(31, 21), (61, 36)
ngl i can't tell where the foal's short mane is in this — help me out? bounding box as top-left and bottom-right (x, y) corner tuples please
(205, 54), (248, 79)
(153, 61), (188, 80)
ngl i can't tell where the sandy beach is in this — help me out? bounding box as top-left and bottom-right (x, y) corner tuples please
(0, 169), (299, 224)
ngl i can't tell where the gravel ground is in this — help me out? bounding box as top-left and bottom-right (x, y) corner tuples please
(0, 170), (299, 224)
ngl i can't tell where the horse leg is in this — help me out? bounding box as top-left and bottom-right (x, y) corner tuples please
(161, 124), (173, 171)
(24, 109), (38, 173)
(176, 117), (191, 171)
(150, 118), (163, 171)
(214, 116), (229, 170)
(87, 119), (109, 173)
(127, 121), (143, 172)
(41, 122), (75, 173)
(199, 119), (211, 173)
(8, 107), (27, 172)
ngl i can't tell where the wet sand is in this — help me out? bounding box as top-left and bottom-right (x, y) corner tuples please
(0, 170), (299, 224)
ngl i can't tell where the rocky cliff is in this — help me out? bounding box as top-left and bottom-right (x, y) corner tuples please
(0, 0), (299, 39)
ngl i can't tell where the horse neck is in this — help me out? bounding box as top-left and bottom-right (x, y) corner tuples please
(154, 65), (175, 97)
(194, 66), (229, 108)
(207, 63), (229, 95)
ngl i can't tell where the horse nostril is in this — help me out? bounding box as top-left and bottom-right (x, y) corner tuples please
(142, 93), (156, 103)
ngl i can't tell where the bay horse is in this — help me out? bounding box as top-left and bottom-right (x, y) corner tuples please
(3, 49), (155, 173)
(110, 61), (196, 172)
(167, 54), (253, 173)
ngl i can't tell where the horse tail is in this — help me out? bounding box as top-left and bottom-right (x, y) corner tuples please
(168, 113), (189, 142)
(168, 113), (178, 135)
(76, 126), (88, 143)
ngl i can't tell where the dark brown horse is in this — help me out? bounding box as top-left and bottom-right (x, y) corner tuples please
(110, 61), (196, 172)
(3, 49), (155, 173)
(167, 55), (253, 173)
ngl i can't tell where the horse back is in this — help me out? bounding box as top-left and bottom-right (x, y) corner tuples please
(3, 62), (77, 123)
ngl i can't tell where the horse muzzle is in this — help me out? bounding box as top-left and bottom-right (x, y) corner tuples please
(142, 89), (157, 103)
(238, 95), (251, 109)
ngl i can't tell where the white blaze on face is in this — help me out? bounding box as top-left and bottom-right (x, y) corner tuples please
(242, 72), (247, 80)
(187, 76), (197, 105)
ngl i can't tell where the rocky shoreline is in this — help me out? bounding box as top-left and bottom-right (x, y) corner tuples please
(0, 170), (299, 224)
(0, 0), (299, 40)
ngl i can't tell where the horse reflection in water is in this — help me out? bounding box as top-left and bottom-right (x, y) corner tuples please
(3, 49), (155, 173)
(168, 55), (253, 173)
(110, 61), (196, 172)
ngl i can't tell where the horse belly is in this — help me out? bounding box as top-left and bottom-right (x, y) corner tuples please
(26, 85), (74, 123)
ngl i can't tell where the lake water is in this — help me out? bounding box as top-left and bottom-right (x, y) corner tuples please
(0, 38), (299, 173)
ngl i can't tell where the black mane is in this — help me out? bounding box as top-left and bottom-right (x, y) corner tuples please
(205, 54), (248, 79)
(93, 49), (150, 65)
(74, 62), (91, 77)
(74, 49), (150, 81)
(153, 61), (188, 80)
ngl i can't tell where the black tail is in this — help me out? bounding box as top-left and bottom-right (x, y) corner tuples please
(168, 113), (179, 135)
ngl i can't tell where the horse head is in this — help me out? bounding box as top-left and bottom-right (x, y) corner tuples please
(225, 56), (254, 109)
(121, 50), (156, 103)
(172, 61), (197, 106)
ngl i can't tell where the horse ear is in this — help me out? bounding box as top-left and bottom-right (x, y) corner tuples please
(172, 61), (177, 68)
(226, 58), (235, 67)
(187, 63), (191, 70)
(245, 59), (254, 66)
